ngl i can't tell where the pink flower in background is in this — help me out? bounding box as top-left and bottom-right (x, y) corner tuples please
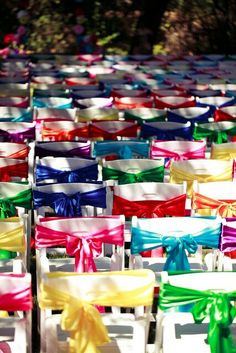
(3, 34), (16, 45)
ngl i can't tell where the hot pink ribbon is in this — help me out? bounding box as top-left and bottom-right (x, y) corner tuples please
(0, 274), (32, 311)
(35, 223), (124, 272)
(151, 144), (205, 168)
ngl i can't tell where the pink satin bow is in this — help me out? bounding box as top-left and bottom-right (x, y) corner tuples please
(151, 145), (205, 168)
(35, 223), (124, 272)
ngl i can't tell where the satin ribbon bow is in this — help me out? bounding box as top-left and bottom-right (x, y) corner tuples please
(113, 194), (187, 218)
(0, 127), (35, 142)
(131, 221), (221, 270)
(220, 221), (236, 253)
(151, 145), (205, 168)
(0, 162), (28, 181)
(33, 188), (106, 217)
(94, 141), (149, 159)
(159, 282), (236, 353)
(102, 165), (164, 184)
(35, 144), (91, 158)
(36, 163), (98, 183)
(170, 164), (233, 196)
(0, 198), (17, 218)
(193, 125), (230, 144)
(140, 124), (193, 140)
(39, 270), (155, 353)
(192, 192), (236, 217)
(42, 127), (89, 141)
(90, 124), (138, 140)
(35, 223), (124, 272)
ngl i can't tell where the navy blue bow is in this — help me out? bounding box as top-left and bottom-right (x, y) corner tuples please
(36, 163), (98, 183)
(33, 187), (106, 216)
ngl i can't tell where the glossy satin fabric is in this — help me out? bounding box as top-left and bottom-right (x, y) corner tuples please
(0, 220), (25, 254)
(0, 127), (35, 142)
(33, 187), (106, 216)
(0, 274), (32, 311)
(35, 144), (91, 158)
(94, 141), (149, 159)
(170, 164), (233, 196)
(0, 188), (32, 218)
(192, 192), (236, 217)
(39, 270), (155, 353)
(221, 218), (236, 252)
(0, 145), (29, 159)
(211, 145), (236, 160)
(113, 194), (186, 218)
(151, 143), (205, 168)
(131, 221), (221, 271)
(36, 163), (98, 183)
(102, 165), (164, 184)
(0, 162), (28, 181)
(193, 123), (236, 144)
(90, 124), (138, 140)
(140, 124), (193, 140)
(159, 281), (236, 353)
(42, 126), (89, 141)
(35, 223), (124, 272)
(32, 98), (72, 109)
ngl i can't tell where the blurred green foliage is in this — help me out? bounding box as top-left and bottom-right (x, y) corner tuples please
(1, 0), (236, 54)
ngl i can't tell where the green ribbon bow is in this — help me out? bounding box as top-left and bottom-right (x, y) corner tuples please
(102, 165), (164, 184)
(193, 124), (236, 144)
(0, 188), (32, 219)
(159, 282), (236, 353)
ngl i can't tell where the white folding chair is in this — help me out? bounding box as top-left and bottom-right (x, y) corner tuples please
(0, 273), (32, 353)
(39, 269), (155, 353)
(129, 216), (222, 286)
(155, 271), (236, 353)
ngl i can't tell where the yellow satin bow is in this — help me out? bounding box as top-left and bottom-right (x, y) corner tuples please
(170, 164), (233, 196)
(40, 270), (155, 353)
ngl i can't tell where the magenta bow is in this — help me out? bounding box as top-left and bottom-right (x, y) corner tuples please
(35, 223), (124, 272)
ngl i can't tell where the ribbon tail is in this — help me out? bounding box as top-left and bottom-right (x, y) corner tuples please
(164, 247), (190, 271)
(208, 322), (236, 353)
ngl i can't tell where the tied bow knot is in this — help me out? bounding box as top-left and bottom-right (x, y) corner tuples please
(52, 192), (82, 217)
(0, 198), (17, 218)
(61, 297), (110, 353)
(66, 233), (102, 272)
(162, 235), (198, 271)
(192, 291), (236, 353)
(119, 172), (143, 184)
(136, 204), (166, 218)
(217, 202), (236, 218)
(118, 145), (133, 159)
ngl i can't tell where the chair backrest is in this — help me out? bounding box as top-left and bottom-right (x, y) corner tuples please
(0, 216), (29, 272)
(211, 141), (236, 160)
(39, 269), (155, 353)
(0, 158), (29, 182)
(35, 215), (125, 272)
(0, 273), (32, 353)
(33, 182), (108, 217)
(0, 142), (29, 159)
(35, 156), (99, 184)
(93, 140), (150, 160)
(0, 122), (35, 142)
(41, 120), (89, 141)
(140, 121), (193, 140)
(112, 181), (187, 218)
(191, 180), (236, 217)
(0, 107), (33, 123)
(90, 120), (138, 140)
(102, 158), (164, 185)
(130, 216), (221, 272)
(170, 159), (233, 196)
(33, 141), (91, 158)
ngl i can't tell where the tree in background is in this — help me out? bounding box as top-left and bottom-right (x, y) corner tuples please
(0, 0), (236, 55)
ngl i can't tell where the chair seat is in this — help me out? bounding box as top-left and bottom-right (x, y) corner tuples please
(160, 312), (236, 353)
(0, 318), (28, 353)
(45, 313), (148, 353)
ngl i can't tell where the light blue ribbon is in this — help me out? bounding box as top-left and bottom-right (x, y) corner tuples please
(93, 141), (149, 159)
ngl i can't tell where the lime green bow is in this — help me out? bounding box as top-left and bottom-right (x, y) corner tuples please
(159, 282), (236, 353)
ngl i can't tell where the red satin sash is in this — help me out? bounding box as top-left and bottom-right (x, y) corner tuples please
(90, 124), (138, 140)
(42, 126), (89, 141)
(0, 162), (28, 181)
(112, 194), (187, 218)
(0, 145), (29, 159)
